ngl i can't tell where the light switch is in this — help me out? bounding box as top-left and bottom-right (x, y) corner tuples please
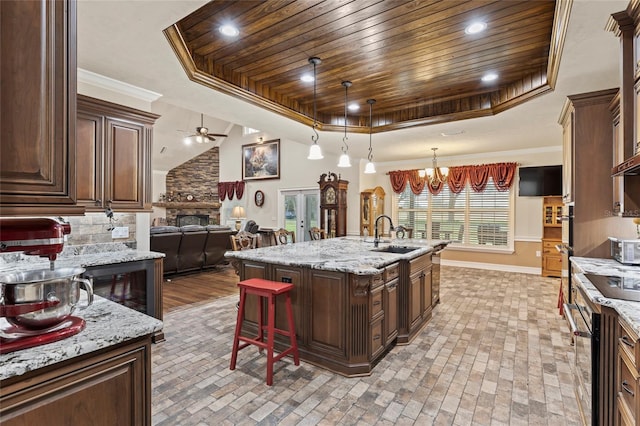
(112, 226), (129, 239)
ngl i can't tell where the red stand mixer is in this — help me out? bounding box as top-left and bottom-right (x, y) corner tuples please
(0, 218), (92, 354)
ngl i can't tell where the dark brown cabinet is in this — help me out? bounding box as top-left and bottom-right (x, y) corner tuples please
(0, 0), (83, 216)
(319, 172), (349, 237)
(398, 253), (432, 344)
(1, 338), (153, 426)
(77, 95), (159, 212)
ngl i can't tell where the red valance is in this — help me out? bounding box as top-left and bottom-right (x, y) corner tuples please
(388, 162), (518, 194)
(218, 181), (245, 201)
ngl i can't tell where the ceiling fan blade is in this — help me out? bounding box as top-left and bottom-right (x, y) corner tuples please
(206, 133), (228, 137)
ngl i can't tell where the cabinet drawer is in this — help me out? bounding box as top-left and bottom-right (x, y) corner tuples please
(408, 254), (431, 276)
(370, 288), (383, 319)
(619, 351), (639, 420)
(542, 240), (560, 250)
(370, 319), (383, 358)
(620, 319), (640, 369)
(384, 263), (399, 282)
(371, 273), (384, 289)
(617, 394), (636, 426)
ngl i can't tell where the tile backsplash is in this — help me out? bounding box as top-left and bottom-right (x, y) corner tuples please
(65, 213), (136, 247)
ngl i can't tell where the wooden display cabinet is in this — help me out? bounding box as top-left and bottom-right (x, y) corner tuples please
(319, 172), (349, 238)
(360, 186), (385, 236)
(541, 196), (562, 277)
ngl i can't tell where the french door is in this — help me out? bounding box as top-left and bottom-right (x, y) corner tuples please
(279, 188), (320, 242)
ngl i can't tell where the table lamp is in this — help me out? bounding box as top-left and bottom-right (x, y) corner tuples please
(231, 206), (245, 231)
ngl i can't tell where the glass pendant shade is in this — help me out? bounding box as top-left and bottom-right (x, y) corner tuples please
(307, 143), (323, 160)
(337, 152), (351, 167)
(364, 160), (376, 174)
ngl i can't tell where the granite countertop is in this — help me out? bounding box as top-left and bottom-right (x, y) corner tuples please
(570, 256), (640, 336)
(0, 293), (163, 381)
(0, 242), (164, 275)
(224, 237), (449, 275)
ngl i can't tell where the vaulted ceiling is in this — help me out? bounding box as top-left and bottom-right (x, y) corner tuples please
(165, 0), (568, 134)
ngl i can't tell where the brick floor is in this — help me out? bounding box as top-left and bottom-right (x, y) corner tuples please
(151, 267), (582, 425)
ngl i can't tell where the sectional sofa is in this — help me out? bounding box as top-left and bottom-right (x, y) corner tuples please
(149, 225), (235, 275)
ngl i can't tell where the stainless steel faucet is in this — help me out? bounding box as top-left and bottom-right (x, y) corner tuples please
(374, 215), (394, 247)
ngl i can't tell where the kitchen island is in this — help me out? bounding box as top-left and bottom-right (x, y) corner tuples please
(0, 294), (162, 425)
(225, 237), (448, 376)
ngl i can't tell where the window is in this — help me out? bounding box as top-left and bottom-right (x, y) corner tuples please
(395, 177), (513, 249)
(242, 127), (260, 136)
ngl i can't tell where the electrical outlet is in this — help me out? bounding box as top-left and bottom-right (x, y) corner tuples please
(535, 250), (541, 257)
(111, 226), (129, 239)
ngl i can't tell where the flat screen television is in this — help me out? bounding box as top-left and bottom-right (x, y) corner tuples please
(518, 165), (562, 196)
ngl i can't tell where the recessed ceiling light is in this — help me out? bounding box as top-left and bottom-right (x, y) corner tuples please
(441, 130), (465, 137)
(465, 22), (487, 34)
(219, 24), (239, 37)
(348, 103), (359, 111)
(481, 73), (498, 82)
(300, 74), (314, 83)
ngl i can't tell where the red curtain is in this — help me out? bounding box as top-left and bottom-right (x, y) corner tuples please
(388, 162), (518, 194)
(407, 170), (426, 195)
(389, 170), (408, 193)
(490, 162), (517, 191)
(218, 181), (247, 201)
(218, 182), (227, 201)
(235, 181), (245, 199)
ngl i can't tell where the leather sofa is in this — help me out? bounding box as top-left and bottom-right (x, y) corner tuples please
(150, 225), (235, 275)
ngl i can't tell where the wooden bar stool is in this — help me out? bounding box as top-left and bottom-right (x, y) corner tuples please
(230, 278), (299, 385)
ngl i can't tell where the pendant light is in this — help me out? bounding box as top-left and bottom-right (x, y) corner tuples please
(364, 99), (376, 174)
(307, 57), (323, 160)
(337, 80), (352, 168)
(418, 147), (449, 183)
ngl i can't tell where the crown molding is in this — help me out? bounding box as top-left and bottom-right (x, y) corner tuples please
(78, 68), (162, 103)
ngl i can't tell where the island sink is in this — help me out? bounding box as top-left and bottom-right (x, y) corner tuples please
(371, 246), (420, 254)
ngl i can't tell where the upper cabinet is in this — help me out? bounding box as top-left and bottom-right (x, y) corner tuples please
(77, 95), (160, 212)
(608, 8), (640, 216)
(0, 0), (83, 216)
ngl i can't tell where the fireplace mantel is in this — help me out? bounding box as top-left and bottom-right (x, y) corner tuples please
(152, 202), (221, 209)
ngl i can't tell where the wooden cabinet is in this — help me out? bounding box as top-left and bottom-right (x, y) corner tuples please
(383, 263), (399, 347)
(397, 253), (432, 344)
(0, 338), (153, 426)
(77, 95), (159, 212)
(542, 196), (562, 277)
(558, 89), (619, 258)
(319, 172), (349, 237)
(618, 317), (640, 426)
(360, 186), (385, 236)
(0, 0), (84, 216)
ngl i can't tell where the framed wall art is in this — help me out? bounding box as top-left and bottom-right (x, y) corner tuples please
(242, 139), (280, 180)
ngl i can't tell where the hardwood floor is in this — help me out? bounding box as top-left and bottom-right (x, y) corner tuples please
(162, 264), (238, 313)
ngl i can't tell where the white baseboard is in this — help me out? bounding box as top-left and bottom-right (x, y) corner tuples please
(441, 259), (541, 275)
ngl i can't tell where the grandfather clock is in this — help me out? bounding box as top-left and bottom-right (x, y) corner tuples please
(319, 172), (348, 237)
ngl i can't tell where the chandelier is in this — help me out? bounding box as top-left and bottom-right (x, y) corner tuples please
(418, 147), (448, 183)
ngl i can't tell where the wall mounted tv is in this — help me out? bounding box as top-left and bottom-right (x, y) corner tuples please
(518, 165), (563, 197)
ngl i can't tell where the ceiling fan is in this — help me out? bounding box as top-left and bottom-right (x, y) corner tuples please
(182, 113), (228, 144)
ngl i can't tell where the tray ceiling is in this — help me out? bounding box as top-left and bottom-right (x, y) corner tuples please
(164, 0), (568, 134)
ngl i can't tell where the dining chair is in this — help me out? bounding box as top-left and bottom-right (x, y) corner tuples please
(274, 228), (295, 245)
(230, 231), (259, 251)
(308, 227), (326, 240)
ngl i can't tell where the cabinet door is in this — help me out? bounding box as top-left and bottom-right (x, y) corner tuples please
(409, 272), (422, 329)
(105, 118), (146, 210)
(0, 0), (82, 215)
(76, 111), (104, 210)
(384, 279), (398, 345)
(422, 268), (432, 317)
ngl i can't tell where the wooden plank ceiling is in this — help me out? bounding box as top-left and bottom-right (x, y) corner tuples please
(164, 0), (564, 133)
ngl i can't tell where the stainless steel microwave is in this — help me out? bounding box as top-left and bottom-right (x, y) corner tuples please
(609, 237), (640, 265)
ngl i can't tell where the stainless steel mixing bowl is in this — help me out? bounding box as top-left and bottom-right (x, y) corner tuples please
(0, 267), (93, 329)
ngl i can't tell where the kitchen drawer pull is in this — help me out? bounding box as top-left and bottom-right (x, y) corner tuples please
(373, 334), (381, 341)
(386, 282), (397, 290)
(563, 303), (592, 338)
(621, 335), (636, 349)
(373, 300), (381, 306)
(622, 380), (635, 397)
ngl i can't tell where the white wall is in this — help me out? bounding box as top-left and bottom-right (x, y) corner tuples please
(218, 130), (563, 240)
